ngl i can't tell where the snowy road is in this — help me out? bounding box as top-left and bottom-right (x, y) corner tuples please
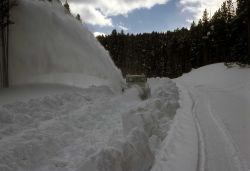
(176, 64), (250, 171)
(188, 86), (245, 171)
(152, 64), (250, 171)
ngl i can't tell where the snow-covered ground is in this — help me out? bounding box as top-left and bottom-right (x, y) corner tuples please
(152, 63), (250, 171)
(0, 79), (179, 171)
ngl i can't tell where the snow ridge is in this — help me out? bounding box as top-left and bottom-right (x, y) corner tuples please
(151, 84), (198, 171)
(82, 78), (180, 171)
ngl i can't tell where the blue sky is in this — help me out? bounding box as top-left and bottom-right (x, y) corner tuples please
(88, 1), (191, 35)
(69, 0), (225, 36)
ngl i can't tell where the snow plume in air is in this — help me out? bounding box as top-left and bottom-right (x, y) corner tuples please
(9, 0), (123, 91)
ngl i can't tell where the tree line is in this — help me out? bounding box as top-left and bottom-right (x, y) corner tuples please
(97, 0), (249, 78)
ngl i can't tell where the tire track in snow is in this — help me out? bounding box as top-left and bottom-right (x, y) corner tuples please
(206, 98), (246, 171)
(188, 91), (206, 171)
(193, 88), (244, 171)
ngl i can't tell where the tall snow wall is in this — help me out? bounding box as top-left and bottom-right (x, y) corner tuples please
(9, 0), (123, 91)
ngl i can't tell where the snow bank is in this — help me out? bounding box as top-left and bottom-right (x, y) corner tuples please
(179, 63), (250, 89)
(123, 78), (179, 140)
(0, 85), (115, 171)
(9, 0), (123, 91)
(77, 78), (180, 171)
(0, 78), (180, 171)
(80, 128), (154, 171)
(151, 84), (199, 171)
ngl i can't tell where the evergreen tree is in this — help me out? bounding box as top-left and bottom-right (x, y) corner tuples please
(64, 0), (71, 14)
(202, 9), (209, 24)
(226, 0), (235, 20)
(76, 14), (81, 22)
(221, 2), (229, 22)
(236, 0), (247, 15)
(247, 0), (250, 61)
(96, 0), (249, 78)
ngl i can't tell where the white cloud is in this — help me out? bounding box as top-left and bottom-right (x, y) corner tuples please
(186, 19), (194, 24)
(179, 0), (227, 22)
(70, 4), (112, 27)
(68, 0), (170, 27)
(93, 32), (106, 37)
(117, 22), (129, 31)
(118, 25), (129, 31)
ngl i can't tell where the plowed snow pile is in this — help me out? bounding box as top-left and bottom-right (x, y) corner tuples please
(9, 0), (122, 90)
(0, 79), (180, 171)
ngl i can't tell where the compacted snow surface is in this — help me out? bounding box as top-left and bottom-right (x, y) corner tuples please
(151, 63), (250, 171)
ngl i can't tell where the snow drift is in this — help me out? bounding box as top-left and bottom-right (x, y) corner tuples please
(9, 0), (123, 90)
(0, 78), (180, 171)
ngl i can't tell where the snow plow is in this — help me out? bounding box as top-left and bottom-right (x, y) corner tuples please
(125, 74), (151, 100)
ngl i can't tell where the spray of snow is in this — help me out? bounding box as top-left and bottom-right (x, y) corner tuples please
(9, 0), (123, 91)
